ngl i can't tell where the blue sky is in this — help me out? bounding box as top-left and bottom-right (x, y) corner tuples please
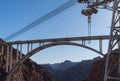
(0, 0), (112, 64)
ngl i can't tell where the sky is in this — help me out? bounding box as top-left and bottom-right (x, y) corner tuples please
(0, 0), (112, 64)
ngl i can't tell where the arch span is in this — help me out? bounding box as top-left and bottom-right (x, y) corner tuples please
(9, 42), (104, 76)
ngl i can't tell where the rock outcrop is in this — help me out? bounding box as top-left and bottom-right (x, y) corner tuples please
(6, 59), (57, 81)
(0, 39), (57, 81)
(84, 49), (120, 81)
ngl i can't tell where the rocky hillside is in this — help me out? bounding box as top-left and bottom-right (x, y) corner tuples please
(83, 57), (105, 81)
(84, 49), (120, 81)
(46, 60), (77, 71)
(0, 39), (57, 81)
(6, 59), (57, 81)
(44, 57), (101, 81)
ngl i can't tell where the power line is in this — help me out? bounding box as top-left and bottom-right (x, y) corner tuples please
(4, 0), (77, 41)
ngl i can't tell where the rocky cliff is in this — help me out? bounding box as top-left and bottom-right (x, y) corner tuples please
(6, 59), (57, 81)
(84, 49), (120, 81)
(0, 40), (57, 81)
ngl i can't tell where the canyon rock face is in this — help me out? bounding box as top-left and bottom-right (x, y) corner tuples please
(0, 39), (57, 81)
(5, 59), (57, 81)
(83, 57), (105, 81)
(84, 49), (120, 81)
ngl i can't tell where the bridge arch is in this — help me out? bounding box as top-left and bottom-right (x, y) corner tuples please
(9, 42), (104, 76)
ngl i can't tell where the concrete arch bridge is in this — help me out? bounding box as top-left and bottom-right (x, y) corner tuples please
(0, 35), (119, 78)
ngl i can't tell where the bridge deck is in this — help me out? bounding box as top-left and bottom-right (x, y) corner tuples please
(7, 35), (115, 45)
(7, 35), (120, 45)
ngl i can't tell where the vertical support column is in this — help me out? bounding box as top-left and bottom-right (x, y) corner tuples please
(6, 46), (9, 72)
(99, 39), (103, 54)
(10, 45), (13, 70)
(30, 43), (33, 51)
(82, 40), (86, 46)
(39, 42), (41, 46)
(68, 40), (70, 44)
(42, 42), (44, 46)
(16, 44), (19, 63)
(20, 44), (22, 59)
(27, 43), (30, 53)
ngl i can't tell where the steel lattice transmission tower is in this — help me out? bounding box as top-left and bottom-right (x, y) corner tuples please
(78, 0), (120, 81)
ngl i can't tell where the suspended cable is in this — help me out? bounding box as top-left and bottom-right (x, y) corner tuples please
(4, 0), (77, 41)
